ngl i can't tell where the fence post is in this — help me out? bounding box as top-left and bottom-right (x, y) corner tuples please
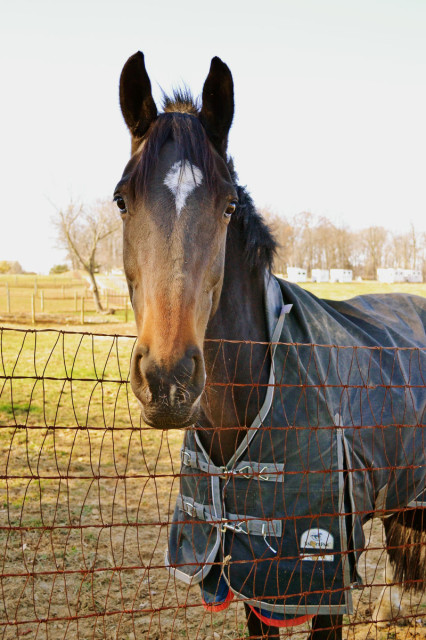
(40, 290), (44, 312)
(81, 296), (85, 324)
(6, 283), (10, 313)
(31, 293), (35, 324)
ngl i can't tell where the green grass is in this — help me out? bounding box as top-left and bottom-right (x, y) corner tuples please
(0, 272), (133, 324)
(298, 280), (426, 300)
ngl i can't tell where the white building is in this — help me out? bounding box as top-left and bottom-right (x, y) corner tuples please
(287, 267), (307, 283)
(330, 269), (353, 283)
(377, 268), (423, 283)
(311, 269), (329, 283)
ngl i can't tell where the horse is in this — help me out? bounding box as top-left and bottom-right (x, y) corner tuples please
(115, 52), (426, 639)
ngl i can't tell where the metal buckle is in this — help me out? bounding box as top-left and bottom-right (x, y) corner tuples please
(220, 520), (247, 534)
(219, 466), (229, 479)
(183, 501), (197, 518)
(236, 465), (252, 479)
(235, 465), (270, 481)
(181, 450), (191, 467)
(258, 466), (270, 481)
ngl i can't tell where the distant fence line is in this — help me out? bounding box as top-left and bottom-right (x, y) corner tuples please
(0, 284), (131, 323)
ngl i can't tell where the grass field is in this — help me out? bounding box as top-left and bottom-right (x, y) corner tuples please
(1, 273), (424, 331)
(0, 278), (425, 639)
(0, 273), (134, 327)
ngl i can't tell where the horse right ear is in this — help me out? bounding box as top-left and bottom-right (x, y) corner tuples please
(119, 52), (157, 140)
(199, 57), (234, 156)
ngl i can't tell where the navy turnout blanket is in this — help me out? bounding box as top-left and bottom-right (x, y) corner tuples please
(166, 275), (426, 617)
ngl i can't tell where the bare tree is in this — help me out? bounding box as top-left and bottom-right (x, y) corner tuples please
(260, 209), (295, 274)
(54, 200), (120, 312)
(362, 226), (388, 279)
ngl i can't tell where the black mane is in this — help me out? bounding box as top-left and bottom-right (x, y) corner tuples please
(128, 92), (277, 273)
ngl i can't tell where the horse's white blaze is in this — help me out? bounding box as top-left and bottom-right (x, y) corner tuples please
(164, 160), (203, 216)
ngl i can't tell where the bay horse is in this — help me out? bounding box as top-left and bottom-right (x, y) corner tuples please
(115, 52), (425, 639)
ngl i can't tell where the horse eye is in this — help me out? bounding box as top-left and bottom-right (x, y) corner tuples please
(114, 195), (127, 214)
(224, 201), (237, 218)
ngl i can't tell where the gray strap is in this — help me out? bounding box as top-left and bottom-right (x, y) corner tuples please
(176, 495), (220, 523)
(181, 448), (284, 481)
(177, 495), (282, 538)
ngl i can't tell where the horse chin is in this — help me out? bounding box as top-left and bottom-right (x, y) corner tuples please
(138, 401), (201, 430)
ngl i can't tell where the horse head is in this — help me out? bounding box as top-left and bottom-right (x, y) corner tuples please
(116, 52), (237, 429)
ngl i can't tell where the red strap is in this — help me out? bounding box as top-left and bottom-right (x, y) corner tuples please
(248, 604), (314, 628)
(202, 588), (234, 612)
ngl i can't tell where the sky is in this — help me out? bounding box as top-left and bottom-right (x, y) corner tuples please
(1, 0), (425, 273)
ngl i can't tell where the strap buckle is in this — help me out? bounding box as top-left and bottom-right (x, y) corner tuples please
(181, 450), (192, 467)
(219, 466), (229, 479)
(183, 501), (197, 518)
(220, 520), (247, 534)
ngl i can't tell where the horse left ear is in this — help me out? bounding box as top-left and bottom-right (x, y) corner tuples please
(119, 51), (157, 141)
(199, 57), (234, 156)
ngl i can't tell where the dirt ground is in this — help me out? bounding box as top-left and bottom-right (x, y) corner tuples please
(1, 449), (424, 640)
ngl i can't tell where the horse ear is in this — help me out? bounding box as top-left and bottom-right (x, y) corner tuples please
(119, 51), (157, 140)
(199, 57), (234, 155)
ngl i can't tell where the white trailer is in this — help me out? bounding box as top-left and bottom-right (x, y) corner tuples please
(287, 267), (307, 283)
(330, 269), (353, 283)
(377, 268), (423, 283)
(311, 269), (329, 283)
(377, 268), (397, 283)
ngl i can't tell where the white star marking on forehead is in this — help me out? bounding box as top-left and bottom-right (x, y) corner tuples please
(164, 160), (203, 216)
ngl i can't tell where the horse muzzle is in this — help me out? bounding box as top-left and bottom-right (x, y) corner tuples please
(130, 344), (205, 429)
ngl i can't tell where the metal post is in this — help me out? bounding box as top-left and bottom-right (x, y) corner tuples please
(31, 293), (35, 324)
(6, 283), (10, 313)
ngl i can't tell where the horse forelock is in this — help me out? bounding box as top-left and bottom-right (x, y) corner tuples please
(127, 101), (216, 201)
(162, 88), (199, 115)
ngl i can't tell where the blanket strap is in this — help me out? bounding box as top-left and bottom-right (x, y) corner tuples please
(177, 494), (282, 538)
(180, 448), (285, 481)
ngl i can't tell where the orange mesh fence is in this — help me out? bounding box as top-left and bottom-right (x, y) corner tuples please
(0, 327), (424, 639)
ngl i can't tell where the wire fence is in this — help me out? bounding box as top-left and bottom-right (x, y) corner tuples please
(0, 327), (424, 639)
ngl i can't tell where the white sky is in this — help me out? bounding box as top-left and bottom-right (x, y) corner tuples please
(1, 0), (425, 273)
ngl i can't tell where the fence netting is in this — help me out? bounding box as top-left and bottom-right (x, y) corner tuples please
(0, 327), (424, 639)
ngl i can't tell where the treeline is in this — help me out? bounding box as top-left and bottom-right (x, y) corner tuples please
(53, 200), (425, 283)
(262, 210), (425, 279)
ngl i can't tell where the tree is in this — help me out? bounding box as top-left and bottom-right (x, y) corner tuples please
(362, 226), (388, 279)
(54, 200), (120, 311)
(0, 260), (23, 274)
(260, 209), (295, 274)
(50, 264), (69, 274)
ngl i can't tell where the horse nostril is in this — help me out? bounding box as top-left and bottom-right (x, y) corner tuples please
(131, 343), (150, 388)
(185, 346), (205, 392)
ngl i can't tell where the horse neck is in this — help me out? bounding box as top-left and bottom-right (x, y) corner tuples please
(197, 223), (271, 466)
